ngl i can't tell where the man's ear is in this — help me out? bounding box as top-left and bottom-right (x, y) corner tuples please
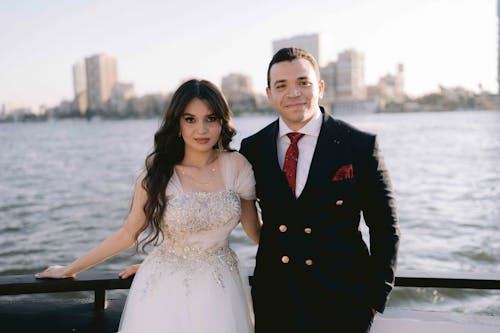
(266, 86), (272, 101)
(318, 79), (325, 99)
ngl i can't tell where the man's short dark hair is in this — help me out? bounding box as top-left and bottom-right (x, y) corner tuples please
(267, 47), (320, 88)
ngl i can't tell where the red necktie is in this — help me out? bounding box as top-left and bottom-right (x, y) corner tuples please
(284, 132), (305, 195)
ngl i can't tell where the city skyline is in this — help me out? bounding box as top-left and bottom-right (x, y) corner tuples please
(0, 0), (497, 109)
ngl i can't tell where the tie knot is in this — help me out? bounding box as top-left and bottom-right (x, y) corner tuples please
(287, 132), (304, 144)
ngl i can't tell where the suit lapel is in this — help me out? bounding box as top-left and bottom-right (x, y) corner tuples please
(299, 112), (351, 200)
(259, 120), (297, 201)
(260, 119), (281, 174)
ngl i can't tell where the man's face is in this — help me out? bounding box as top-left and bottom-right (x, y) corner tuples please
(266, 58), (324, 131)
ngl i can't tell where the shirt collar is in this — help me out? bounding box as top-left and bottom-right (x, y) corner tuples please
(278, 108), (322, 139)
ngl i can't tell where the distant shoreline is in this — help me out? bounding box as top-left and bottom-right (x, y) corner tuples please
(1, 108), (499, 124)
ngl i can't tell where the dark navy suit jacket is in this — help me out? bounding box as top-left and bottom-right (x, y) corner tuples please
(240, 109), (400, 330)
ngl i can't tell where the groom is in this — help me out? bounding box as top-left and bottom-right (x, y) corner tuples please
(239, 47), (400, 332)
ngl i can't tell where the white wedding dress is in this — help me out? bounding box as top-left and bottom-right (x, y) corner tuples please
(118, 152), (255, 333)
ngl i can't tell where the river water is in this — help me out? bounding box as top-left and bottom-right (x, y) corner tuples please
(1, 110), (499, 315)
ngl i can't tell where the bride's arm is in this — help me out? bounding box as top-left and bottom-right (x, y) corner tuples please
(240, 199), (262, 244)
(35, 179), (148, 279)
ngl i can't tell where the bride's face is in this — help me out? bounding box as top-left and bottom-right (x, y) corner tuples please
(179, 98), (222, 154)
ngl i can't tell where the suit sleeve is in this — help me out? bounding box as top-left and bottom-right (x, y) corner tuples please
(239, 138), (249, 157)
(239, 138), (253, 166)
(359, 135), (400, 313)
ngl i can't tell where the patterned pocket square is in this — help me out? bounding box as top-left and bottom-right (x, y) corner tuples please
(332, 164), (354, 181)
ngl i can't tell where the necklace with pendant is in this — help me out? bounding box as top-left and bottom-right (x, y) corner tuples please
(178, 154), (218, 185)
(179, 166), (216, 185)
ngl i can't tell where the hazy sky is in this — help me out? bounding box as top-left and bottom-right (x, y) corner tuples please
(0, 0), (497, 108)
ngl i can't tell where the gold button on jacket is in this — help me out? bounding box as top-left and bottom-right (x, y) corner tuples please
(304, 227), (312, 234)
(281, 256), (290, 264)
(279, 225), (287, 232)
(305, 259), (314, 266)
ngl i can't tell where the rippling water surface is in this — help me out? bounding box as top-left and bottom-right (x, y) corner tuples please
(1, 110), (499, 314)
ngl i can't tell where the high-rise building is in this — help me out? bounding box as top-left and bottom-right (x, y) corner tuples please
(272, 34), (322, 65)
(335, 49), (366, 101)
(85, 54), (118, 112)
(72, 61), (87, 114)
(377, 64), (405, 103)
(72, 61), (86, 96)
(221, 73), (256, 111)
(320, 61), (336, 112)
(110, 82), (136, 112)
(221, 73), (253, 97)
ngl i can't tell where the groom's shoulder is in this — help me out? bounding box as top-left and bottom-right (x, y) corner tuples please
(323, 114), (377, 155)
(328, 114), (375, 141)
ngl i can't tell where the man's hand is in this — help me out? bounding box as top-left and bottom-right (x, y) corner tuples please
(119, 264), (141, 279)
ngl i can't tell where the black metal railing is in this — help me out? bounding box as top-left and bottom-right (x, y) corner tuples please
(1, 270), (499, 311)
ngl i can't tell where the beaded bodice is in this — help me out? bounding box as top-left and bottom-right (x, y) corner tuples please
(142, 190), (242, 295)
(163, 190), (241, 252)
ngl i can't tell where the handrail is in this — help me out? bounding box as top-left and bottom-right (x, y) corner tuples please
(1, 270), (499, 311)
(0, 271), (131, 311)
(394, 270), (500, 289)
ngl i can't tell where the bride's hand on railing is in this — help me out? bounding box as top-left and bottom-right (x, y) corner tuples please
(35, 265), (74, 279)
(119, 264), (141, 279)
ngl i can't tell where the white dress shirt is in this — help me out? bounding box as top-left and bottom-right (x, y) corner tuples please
(277, 109), (322, 198)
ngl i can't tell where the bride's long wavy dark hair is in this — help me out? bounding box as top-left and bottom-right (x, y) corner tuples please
(135, 79), (236, 252)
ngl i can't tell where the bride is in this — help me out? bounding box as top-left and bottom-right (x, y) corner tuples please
(36, 79), (262, 333)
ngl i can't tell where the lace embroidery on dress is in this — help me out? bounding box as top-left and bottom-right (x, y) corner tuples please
(165, 190), (241, 235)
(139, 190), (241, 297)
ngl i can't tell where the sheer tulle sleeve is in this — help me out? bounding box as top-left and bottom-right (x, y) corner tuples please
(230, 152), (256, 200)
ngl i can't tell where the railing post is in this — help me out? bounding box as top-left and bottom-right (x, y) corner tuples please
(94, 288), (106, 311)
